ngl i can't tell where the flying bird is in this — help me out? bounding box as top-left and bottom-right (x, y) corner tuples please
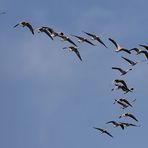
(106, 121), (124, 130)
(13, 21), (34, 35)
(93, 127), (113, 138)
(108, 38), (131, 54)
(63, 46), (82, 61)
(121, 56), (138, 66)
(119, 98), (133, 107)
(35, 27), (53, 40)
(130, 48), (148, 59)
(119, 113), (138, 122)
(113, 99), (129, 109)
(72, 35), (95, 46)
(42, 26), (59, 37)
(58, 32), (77, 47)
(83, 31), (107, 48)
(112, 67), (132, 76)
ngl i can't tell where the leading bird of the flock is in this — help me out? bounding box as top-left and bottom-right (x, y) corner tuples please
(119, 113), (139, 122)
(121, 56), (138, 66)
(58, 32), (77, 47)
(82, 31), (107, 48)
(63, 46), (82, 61)
(13, 21), (34, 35)
(112, 67), (132, 76)
(106, 121), (124, 130)
(35, 27), (53, 40)
(71, 35), (95, 46)
(93, 127), (113, 138)
(108, 38), (131, 54)
(130, 47), (148, 59)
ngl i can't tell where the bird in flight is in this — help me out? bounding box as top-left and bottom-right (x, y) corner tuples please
(139, 44), (148, 50)
(13, 21), (34, 35)
(72, 35), (95, 46)
(108, 38), (131, 54)
(93, 127), (113, 138)
(121, 56), (138, 66)
(119, 122), (140, 127)
(106, 121), (124, 130)
(130, 48), (148, 59)
(83, 31), (107, 48)
(58, 32), (77, 47)
(35, 27), (53, 40)
(63, 46), (82, 61)
(119, 113), (139, 122)
(112, 67), (132, 76)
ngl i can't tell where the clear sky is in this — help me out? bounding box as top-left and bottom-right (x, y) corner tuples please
(1, 0), (148, 147)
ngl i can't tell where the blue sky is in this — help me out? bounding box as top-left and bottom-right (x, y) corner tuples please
(1, 0), (148, 147)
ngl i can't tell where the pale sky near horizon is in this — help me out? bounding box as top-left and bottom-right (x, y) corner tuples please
(1, 0), (148, 148)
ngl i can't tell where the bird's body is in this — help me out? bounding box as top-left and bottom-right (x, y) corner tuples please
(35, 27), (53, 40)
(13, 21), (34, 35)
(63, 46), (82, 61)
(59, 32), (77, 47)
(121, 56), (138, 66)
(83, 31), (107, 48)
(106, 121), (124, 129)
(114, 99), (129, 109)
(72, 35), (95, 46)
(109, 38), (131, 54)
(112, 67), (132, 76)
(93, 127), (113, 138)
(119, 113), (138, 122)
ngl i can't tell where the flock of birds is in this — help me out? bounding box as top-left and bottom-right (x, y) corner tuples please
(11, 20), (148, 138)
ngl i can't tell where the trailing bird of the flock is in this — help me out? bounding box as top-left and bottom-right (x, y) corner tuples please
(12, 20), (148, 139)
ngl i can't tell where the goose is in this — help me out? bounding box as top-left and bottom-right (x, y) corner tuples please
(108, 38), (131, 54)
(113, 99), (129, 109)
(112, 83), (134, 94)
(35, 27), (53, 40)
(114, 79), (128, 89)
(83, 31), (107, 48)
(119, 113), (138, 122)
(72, 35), (95, 46)
(130, 48), (148, 59)
(119, 122), (140, 127)
(42, 26), (59, 37)
(13, 21), (34, 35)
(93, 127), (113, 138)
(58, 32), (77, 47)
(119, 98), (133, 107)
(63, 46), (82, 61)
(121, 56), (138, 66)
(106, 121), (124, 129)
(112, 67), (132, 76)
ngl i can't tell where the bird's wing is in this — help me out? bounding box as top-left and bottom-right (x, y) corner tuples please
(105, 131), (114, 138)
(67, 38), (78, 47)
(83, 31), (95, 37)
(26, 23), (34, 35)
(112, 67), (124, 73)
(128, 114), (138, 122)
(122, 48), (131, 54)
(96, 38), (107, 48)
(108, 38), (119, 49)
(140, 50), (148, 59)
(139, 44), (148, 50)
(121, 99), (132, 107)
(85, 39), (95, 46)
(74, 48), (82, 61)
(44, 30), (54, 40)
(121, 56), (134, 65)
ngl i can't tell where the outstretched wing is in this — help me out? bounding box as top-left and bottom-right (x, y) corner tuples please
(108, 38), (118, 49)
(26, 23), (34, 35)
